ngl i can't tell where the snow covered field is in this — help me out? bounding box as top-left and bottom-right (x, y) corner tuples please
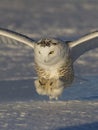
(0, 0), (98, 130)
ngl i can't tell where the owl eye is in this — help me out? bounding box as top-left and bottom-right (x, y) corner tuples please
(48, 51), (54, 55)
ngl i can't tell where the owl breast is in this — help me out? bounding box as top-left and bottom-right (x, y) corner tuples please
(34, 57), (74, 85)
(34, 62), (60, 79)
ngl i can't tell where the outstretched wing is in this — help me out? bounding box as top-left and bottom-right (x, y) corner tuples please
(68, 31), (98, 62)
(0, 28), (35, 48)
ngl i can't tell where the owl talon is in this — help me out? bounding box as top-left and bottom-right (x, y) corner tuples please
(49, 96), (58, 100)
(34, 79), (47, 95)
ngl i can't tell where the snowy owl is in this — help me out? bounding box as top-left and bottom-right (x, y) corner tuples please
(0, 28), (98, 99)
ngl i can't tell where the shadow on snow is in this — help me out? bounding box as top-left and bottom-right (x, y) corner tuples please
(56, 122), (98, 130)
(0, 77), (98, 102)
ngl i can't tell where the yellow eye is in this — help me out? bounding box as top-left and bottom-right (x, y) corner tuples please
(48, 51), (54, 55)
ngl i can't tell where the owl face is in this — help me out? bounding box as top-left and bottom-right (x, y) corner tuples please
(34, 39), (69, 65)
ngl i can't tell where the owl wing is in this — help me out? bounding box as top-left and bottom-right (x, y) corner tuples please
(0, 28), (35, 48)
(68, 31), (98, 62)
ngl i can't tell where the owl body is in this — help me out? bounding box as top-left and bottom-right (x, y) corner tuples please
(34, 39), (74, 99)
(0, 28), (97, 100)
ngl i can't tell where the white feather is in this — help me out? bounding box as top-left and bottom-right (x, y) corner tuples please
(0, 28), (35, 48)
(68, 31), (98, 62)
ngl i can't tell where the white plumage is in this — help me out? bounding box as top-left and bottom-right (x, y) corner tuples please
(0, 28), (98, 99)
(34, 39), (74, 99)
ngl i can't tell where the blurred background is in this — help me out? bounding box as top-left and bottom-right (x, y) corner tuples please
(0, 1), (98, 129)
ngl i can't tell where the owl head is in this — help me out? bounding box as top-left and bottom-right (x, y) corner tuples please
(34, 38), (69, 65)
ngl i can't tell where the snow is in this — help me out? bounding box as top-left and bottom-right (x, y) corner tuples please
(0, 0), (98, 130)
(0, 101), (98, 130)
